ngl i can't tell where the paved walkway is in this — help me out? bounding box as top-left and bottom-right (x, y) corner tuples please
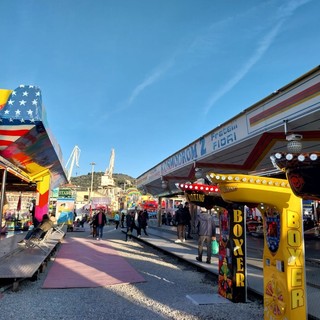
(136, 221), (320, 320)
(0, 222), (319, 319)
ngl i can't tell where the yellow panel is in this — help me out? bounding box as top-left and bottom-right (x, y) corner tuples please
(0, 89), (12, 108)
(36, 173), (51, 194)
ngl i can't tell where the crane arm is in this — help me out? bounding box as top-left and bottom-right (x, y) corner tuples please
(105, 148), (115, 178)
(66, 145), (81, 181)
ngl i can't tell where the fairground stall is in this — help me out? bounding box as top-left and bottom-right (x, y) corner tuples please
(0, 85), (68, 231)
(137, 66), (320, 320)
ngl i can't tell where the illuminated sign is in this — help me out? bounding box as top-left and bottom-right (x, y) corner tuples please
(218, 206), (246, 302)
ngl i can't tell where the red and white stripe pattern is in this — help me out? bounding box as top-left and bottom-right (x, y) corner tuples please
(0, 85), (42, 152)
(0, 124), (34, 151)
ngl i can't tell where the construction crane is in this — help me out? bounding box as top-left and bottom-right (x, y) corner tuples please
(101, 148), (115, 187)
(65, 145), (81, 182)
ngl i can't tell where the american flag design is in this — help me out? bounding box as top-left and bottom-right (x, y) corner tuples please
(0, 85), (42, 151)
(0, 85), (67, 188)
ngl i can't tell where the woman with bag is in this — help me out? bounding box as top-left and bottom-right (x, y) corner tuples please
(195, 209), (217, 264)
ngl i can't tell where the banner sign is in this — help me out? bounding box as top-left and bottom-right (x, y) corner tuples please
(218, 205), (247, 303)
(56, 198), (75, 224)
(58, 188), (73, 198)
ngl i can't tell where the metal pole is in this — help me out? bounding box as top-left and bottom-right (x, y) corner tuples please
(89, 162), (95, 202)
(157, 196), (162, 227)
(0, 169), (7, 232)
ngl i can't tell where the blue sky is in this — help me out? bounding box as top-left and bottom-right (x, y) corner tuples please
(1, 0), (319, 179)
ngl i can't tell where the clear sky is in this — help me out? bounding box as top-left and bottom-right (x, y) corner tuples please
(1, 0), (319, 179)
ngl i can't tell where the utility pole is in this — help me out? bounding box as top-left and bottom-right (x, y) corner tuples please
(89, 162), (96, 202)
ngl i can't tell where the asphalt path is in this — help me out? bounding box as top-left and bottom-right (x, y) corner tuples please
(0, 225), (264, 320)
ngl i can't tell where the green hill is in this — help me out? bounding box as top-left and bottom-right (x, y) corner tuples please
(70, 173), (135, 191)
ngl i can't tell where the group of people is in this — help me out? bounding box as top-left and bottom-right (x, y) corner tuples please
(22, 199), (216, 265)
(89, 208), (150, 242)
(174, 202), (217, 265)
(89, 209), (126, 240)
(174, 202), (193, 243)
(90, 209), (108, 240)
(125, 209), (149, 241)
(161, 212), (173, 225)
(74, 215), (88, 228)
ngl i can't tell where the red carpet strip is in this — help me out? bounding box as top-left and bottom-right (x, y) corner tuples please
(42, 237), (145, 289)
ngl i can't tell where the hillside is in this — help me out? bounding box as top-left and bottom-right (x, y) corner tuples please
(70, 172), (136, 191)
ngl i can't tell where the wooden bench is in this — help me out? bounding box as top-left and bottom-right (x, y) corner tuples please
(0, 229), (65, 289)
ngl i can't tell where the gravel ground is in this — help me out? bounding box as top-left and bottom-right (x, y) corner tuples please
(0, 227), (264, 320)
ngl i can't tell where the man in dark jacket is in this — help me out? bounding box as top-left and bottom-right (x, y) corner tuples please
(184, 202), (193, 239)
(174, 204), (187, 243)
(195, 210), (217, 264)
(125, 211), (134, 241)
(29, 199), (39, 228)
(120, 212), (125, 228)
(139, 210), (149, 236)
(94, 209), (107, 240)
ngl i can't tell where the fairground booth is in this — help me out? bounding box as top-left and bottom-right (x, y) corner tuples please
(137, 66), (320, 319)
(0, 85), (68, 231)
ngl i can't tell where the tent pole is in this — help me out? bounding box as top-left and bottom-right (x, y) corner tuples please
(0, 169), (8, 232)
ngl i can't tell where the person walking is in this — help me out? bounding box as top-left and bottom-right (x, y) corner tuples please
(167, 212), (172, 226)
(120, 212), (125, 228)
(134, 210), (142, 238)
(94, 209), (107, 240)
(114, 212), (120, 229)
(139, 210), (149, 236)
(195, 209), (217, 264)
(184, 202), (193, 239)
(174, 204), (187, 243)
(161, 212), (167, 225)
(29, 199), (39, 228)
(90, 212), (97, 238)
(125, 211), (134, 241)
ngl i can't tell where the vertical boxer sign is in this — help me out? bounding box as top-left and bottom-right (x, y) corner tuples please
(218, 205), (247, 302)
